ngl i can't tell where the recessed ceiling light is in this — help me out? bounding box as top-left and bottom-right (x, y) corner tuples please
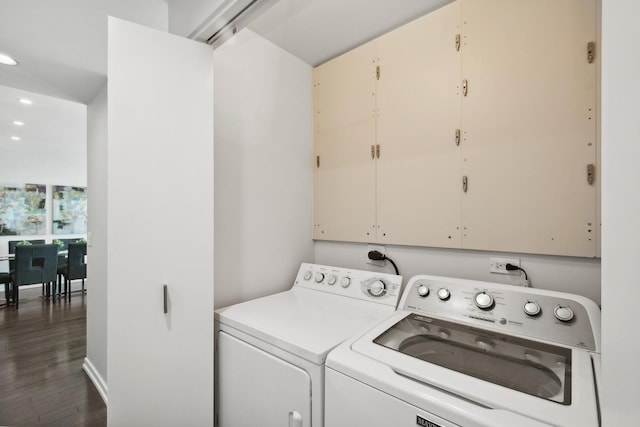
(11, 136), (21, 141)
(0, 53), (18, 66)
(18, 98), (32, 105)
(13, 120), (24, 126)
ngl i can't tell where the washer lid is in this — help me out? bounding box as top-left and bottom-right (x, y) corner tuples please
(215, 287), (396, 364)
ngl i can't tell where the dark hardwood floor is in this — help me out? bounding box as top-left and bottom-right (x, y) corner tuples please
(0, 286), (107, 426)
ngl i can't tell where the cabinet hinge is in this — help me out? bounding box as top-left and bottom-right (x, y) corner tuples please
(587, 164), (595, 185)
(455, 34), (461, 51)
(462, 175), (468, 193)
(376, 65), (380, 80)
(587, 41), (596, 64)
(316, 155), (320, 168)
(376, 144), (380, 159)
(462, 79), (468, 97)
(455, 129), (461, 146)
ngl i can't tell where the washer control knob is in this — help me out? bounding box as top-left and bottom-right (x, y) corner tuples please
(417, 285), (429, 297)
(341, 277), (351, 288)
(369, 280), (386, 297)
(314, 272), (325, 283)
(327, 275), (337, 286)
(474, 292), (494, 310)
(523, 301), (541, 317)
(554, 305), (574, 322)
(437, 288), (451, 301)
(303, 271), (312, 281)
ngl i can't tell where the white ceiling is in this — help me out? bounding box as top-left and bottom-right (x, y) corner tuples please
(248, 0), (454, 66)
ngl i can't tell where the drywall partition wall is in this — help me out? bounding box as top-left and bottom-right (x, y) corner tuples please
(601, 1), (640, 424)
(315, 242), (601, 305)
(84, 83), (108, 403)
(214, 28), (314, 309)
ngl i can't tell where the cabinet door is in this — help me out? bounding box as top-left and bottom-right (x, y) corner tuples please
(461, 0), (597, 256)
(376, 2), (462, 247)
(107, 18), (214, 426)
(313, 41), (377, 242)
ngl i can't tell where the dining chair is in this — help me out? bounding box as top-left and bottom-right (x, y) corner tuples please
(55, 238), (76, 288)
(11, 243), (58, 309)
(60, 242), (87, 302)
(0, 272), (10, 307)
(8, 239), (46, 298)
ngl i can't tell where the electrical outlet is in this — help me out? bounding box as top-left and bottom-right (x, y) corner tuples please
(367, 244), (386, 267)
(489, 257), (520, 275)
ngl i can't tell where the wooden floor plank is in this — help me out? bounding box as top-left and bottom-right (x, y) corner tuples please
(0, 286), (106, 426)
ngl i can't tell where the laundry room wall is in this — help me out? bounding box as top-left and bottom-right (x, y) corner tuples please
(315, 242), (601, 305)
(213, 28), (314, 309)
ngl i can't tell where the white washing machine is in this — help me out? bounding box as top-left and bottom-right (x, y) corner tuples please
(325, 275), (601, 427)
(215, 263), (402, 427)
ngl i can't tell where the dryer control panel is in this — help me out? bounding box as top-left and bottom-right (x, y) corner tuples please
(294, 263), (402, 307)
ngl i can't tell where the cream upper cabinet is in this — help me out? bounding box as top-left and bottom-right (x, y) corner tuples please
(313, 41), (377, 242)
(460, 0), (597, 256)
(312, 0), (598, 258)
(376, 1), (462, 248)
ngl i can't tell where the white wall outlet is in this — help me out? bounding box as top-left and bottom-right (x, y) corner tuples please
(489, 257), (520, 275)
(367, 244), (386, 267)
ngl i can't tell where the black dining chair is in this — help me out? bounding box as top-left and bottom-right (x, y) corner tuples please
(11, 243), (58, 309)
(8, 239), (46, 298)
(55, 238), (77, 288)
(0, 271), (10, 307)
(60, 242), (87, 301)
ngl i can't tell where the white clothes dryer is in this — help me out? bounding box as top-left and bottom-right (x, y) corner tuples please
(215, 263), (402, 427)
(325, 275), (601, 427)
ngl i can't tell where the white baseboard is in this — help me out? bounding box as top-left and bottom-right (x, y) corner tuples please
(83, 356), (108, 405)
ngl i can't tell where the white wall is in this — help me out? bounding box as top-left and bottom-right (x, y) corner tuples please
(213, 29), (314, 309)
(601, 1), (640, 424)
(316, 242), (601, 304)
(167, 0), (225, 37)
(85, 83), (108, 402)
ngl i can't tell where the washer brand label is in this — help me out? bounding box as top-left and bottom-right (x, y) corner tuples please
(416, 415), (442, 427)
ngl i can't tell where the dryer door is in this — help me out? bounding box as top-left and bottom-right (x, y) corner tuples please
(218, 331), (311, 427)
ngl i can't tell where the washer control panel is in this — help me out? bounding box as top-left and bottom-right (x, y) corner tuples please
(294, 263), (402, 307)
(401, 275), (601, 351)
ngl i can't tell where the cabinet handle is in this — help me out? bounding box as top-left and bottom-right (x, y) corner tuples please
(455, 129), (461, 146)
(455, 33), (461, 51)
(462, 79), (468, 97)
(587, 164), (595, 185)
(163, 284), (168, 314)
(316, 155), (320, 168)
(376, 144), (380, 159)
(288, 411), (302, 427)
(462, 175), (468, 193)
(371, 145), (375, 159)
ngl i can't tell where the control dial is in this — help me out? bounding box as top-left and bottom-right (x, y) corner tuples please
(437, 288), (451, 301)
(474, 291), (494, 310)
(369, 280), (387, 297)
(554, 305), (575, 322)
(327, 275), (337, 286)
(340, 277), (351, 288)
(314, 272), (325, 283)
(303, 271), (312, 281)
(417, 285), (429, 298)
(523, 301), (541, 317)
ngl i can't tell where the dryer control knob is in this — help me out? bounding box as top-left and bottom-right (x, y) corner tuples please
(554, 305), (574, 322)
(327, 275), (337, 286)
(314, 272), (325, 283)
(340, 277), (351, 288)
(417, 285), (429, 297)
(523, 301), (541, 317)
(369, 280), (386, 297)
(303, 271), (312, 281)
(437, 288), (451, 301)
(474, 292), (494, 310)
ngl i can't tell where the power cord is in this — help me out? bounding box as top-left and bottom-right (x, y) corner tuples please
(506, 263), (529, 286)
(368, 250), (400, 275)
